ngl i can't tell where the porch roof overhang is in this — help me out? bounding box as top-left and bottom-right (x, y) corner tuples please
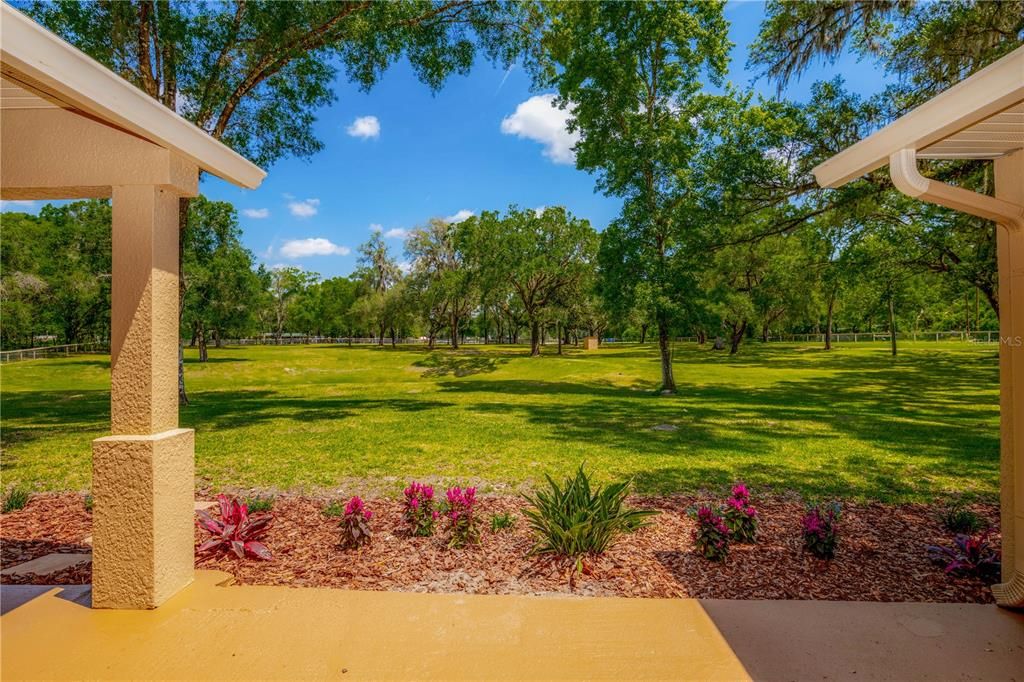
(812, 45), (1024, 190)
(0, 2), (266, 191)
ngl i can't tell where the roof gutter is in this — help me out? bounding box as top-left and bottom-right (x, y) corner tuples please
(889, 149), (1024, 231)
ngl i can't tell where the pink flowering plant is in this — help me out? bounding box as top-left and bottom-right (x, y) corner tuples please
(692, 505), (730, 561)
(403, 482), (437, 537)
(801, 501), (841, 559)
(444, 486), (480, 548)
(340, 496), (372, 550)
(722, 482), (758, 544)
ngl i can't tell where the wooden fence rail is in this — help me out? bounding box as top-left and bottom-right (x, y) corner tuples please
(0, 342), (109, 363)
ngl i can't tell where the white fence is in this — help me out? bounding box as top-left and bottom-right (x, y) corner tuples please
(217, 336), (488, 346)
(0, 331), (999, 362)
(672, 330), (999, 344)
(0, 342), (109, 363)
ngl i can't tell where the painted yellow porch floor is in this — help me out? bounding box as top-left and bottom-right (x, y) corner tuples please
(0, 570), (749, 680)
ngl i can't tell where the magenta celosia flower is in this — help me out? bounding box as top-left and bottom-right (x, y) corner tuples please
(731, 482), (749, 501)
(345, 496), (364, 516)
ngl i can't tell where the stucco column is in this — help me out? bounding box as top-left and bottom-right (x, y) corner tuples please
(92, 185), (195, 609)
(992, 150), (1024, 607)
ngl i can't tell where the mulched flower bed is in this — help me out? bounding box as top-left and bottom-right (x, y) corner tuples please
(0, 492), (999, 602)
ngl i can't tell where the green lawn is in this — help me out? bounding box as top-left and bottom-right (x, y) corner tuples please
(0, 341), (999, 502)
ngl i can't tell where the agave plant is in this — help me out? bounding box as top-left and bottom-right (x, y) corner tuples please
(196, 494), (272, 560)
(522, 465), (657, 559)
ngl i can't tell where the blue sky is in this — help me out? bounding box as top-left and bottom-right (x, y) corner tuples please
(3, 1), (888, 279)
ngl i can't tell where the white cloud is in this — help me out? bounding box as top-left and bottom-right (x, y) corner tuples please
(500, 94), (579, 165)
(346, 115), (380, 139)
(534, 206), (546, 217)
(288, 198), (320, 218)
(0, 200), (37, 211)
(242, 208), (270, 219)
(384, 228), (409, 239)
(369, 223), (383, 233)
(279, 238), (350, 259)
(444, 209), (474, 224)
(397, 260), (413, 274)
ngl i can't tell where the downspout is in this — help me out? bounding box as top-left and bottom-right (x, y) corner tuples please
(889, 149), (1024, 231)
(890, 148), (1024, 608)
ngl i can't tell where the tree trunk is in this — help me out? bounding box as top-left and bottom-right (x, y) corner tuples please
(428, 334), (436, 350)
(640, 323), (648, 344)
(824, 294), (836, 350)
(378, 323), (385, 346)
(888, 295), (897, 357)
(177, 198), (190, 406)
(450, 316), (459, 350)
(390, 326), (396, 348)
(761, 323), (770, 343)
(696, 330), (706, 345)
(557, 322), (563, 355)
(197, 322), (208, 363)
(729, 321), (747, 355)
(214, 328), (222, 348)
(177, 340), (188, 405)
(530, 319), (541, 357)
(657, 318), (676, 394)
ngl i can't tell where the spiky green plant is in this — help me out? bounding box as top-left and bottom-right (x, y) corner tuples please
(2, 486), (31, 513)
(522, 466), (657, 559)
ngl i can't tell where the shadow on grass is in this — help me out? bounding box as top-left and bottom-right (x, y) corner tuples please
(1, 342), (999, 499)
(412, 350), (510, 377)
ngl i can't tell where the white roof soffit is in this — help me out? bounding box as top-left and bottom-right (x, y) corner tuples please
(0, 2), (266, 190)
(813, 45), (1024, 189)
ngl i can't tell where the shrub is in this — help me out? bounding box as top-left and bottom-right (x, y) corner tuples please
(692, 505), (730, 561)
(801, 501), (841, 559)
(721, 482), (758, 544)
(445, 486), (480, 548)
(2, 486), (30, 513)
(340, 496), (373, 550)
(928, 533), (1001, 581)
(83, 494), (93, 512)
(245, 495), (275, 513)
(938, 500), (986, 535)
(522, 466), (657, 560)
(490, 512), (515, 532)
(403, 482), (437, 537)
(196, 494), (272, 560)
(322, 500), (346, 518)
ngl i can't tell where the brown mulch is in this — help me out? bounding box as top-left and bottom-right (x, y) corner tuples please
(0, 492), (93, 584)
(0, 492), (999, 602)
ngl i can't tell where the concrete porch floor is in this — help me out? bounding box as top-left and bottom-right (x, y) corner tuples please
(1, 571), (1021, 681)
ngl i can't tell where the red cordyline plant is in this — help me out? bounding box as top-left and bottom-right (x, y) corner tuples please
(692, 505), (730, 561)
(722, 482), (758, 544)
(928, 532), (1001, 581)
(403, 481), (437, 537)
(196, 494), (272, 560)
(445, 486), (480, 548)
(340, 496), (372, 550)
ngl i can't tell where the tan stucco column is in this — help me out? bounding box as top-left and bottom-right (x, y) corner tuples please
(91, 185), (195, 609)
(992, 150), (1024, 607)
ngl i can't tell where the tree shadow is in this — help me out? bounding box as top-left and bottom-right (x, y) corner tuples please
(412, 350), (509, 377)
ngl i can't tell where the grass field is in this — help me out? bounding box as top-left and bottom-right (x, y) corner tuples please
(0, 341), (1000, 502)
